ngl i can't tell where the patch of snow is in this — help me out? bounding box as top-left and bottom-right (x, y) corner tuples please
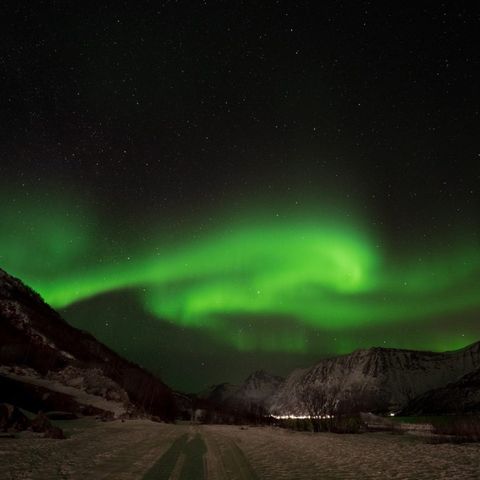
(1, 369), (128, 418)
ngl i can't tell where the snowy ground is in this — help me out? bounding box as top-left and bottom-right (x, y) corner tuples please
(1, 420), (480, 479)
(0, 367), (128, 418)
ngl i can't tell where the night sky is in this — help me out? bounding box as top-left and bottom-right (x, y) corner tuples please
(1, 2), (480, 391)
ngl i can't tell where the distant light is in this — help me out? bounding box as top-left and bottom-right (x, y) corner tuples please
(272, 414), (334, 420)
(389, 412), (395, 417)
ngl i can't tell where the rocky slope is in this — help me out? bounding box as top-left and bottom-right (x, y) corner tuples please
(269, 343), (480, 415)
(0, 268), (175, 420)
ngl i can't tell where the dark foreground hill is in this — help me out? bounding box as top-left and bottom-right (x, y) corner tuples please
(0, 268), (175, 420)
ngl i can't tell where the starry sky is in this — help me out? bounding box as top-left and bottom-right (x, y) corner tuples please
(1, 2), (480, 391)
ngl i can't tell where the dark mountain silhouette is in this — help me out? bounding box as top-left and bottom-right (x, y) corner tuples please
(401, 365), (480, 415)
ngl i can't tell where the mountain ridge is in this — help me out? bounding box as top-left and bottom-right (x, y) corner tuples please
(206, 341), (480, 416)
(269, 340), (480, 414)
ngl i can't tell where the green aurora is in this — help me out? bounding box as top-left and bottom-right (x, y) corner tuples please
(1, 195), (480, 355)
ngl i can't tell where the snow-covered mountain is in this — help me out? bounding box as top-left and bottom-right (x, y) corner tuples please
(200, 382), (240, 405)
(201, 370), (284, 411)
(269, 343), (480, 415)
(402, 365), (480, 415)
(0, 268), (175, 420)
(231, 370), (284, 409)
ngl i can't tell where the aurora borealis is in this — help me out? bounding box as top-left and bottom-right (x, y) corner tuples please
(2, 193), (480, 359)
(1, 2), (480, 390)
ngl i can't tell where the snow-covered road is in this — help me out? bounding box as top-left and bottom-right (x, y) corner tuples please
(2, 420), (479, 479)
